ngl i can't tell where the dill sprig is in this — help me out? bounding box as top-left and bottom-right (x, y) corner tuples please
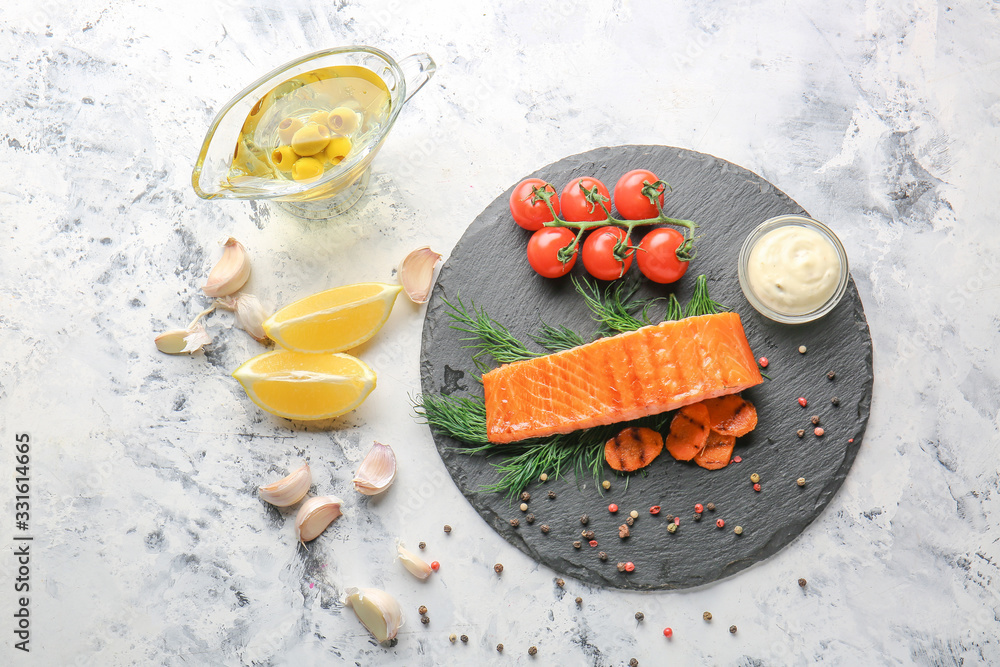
(684, 274), (729, 317)
(443, 295), (542, 365)
(412, 393), (489, 444)
(572, 276), (647, 333)
(663, 293), (684, 321)
(532, 321), (586, 352)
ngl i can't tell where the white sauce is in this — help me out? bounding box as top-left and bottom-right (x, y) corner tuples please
(746, 225), (841, 315)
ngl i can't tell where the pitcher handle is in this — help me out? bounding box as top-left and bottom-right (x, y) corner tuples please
(398, 53), (436, 103)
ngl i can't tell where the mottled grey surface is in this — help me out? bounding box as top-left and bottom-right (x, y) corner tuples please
(1, 1), (998, 665)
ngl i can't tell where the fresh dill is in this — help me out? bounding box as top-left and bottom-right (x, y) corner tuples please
(572, 275), (647, 333)
(442, 294), (542, 365)
(684, 274), (728, 317)
(532, 321), (586, 352)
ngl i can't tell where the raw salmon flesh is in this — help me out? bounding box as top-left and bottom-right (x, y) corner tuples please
(483, 313), (762, 444)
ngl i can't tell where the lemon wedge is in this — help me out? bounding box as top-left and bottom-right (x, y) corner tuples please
(232, 349), (376, 421)
(262, 282), (402, 353)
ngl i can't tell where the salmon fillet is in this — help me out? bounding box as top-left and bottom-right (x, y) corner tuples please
(483, 313), (762, 444)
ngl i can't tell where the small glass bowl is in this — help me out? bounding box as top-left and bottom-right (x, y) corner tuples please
(737, 214), (849, 324)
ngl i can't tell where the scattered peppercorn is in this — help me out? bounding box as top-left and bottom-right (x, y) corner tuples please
(635, 611), (644, 622)
(556, 578), (565, 587)
(548, 490), (556, 499)
(730, 625), (738, 634)
(703, 611), (713, 621)
(798, 577), (807, 587)
(810, 415), (820, 425)
(758, 356), (768, 367)
(814, 427), (825, 437)
(521, 492), (531, 502)
(494, 563), (503, 574)
(626, 516), (635, 527)
(693, 513), (702, 522)
(663, 627), (673, 638)
(649, 505), (661, 515)
(588, 539), (598, 547)
(629, 510), (639, 519)
(421, 616), (430, 625)
(418, 605), (427, 615)
(573, 540), (582, 549)
(525, 513), (535, 524)
(753, 483), (761, 492)
(540, 524), (550, 534)
(667, 523), (677, 534)
(461, 634), (469, 643)
(617, 562), (627, 572)
(733, 455), (742, 463)
(734, 526), (743, 535)
(389, 638), (398, 647)
(625, 562), (635, 572)
(582, 529), (595, 539)
(509, 518), (520, 528)
(602, 480), (611, 490)
(539, 473), (548, 482)
(608, 503), (619, 513)
(797, 429), (806, 438)
(827, 371), (836, 380)
(418, 541), (426, 550)
(716, 518), (725, 528)
(575, 597), (583, 605)
(520, 502), (528, 512)
(598, 551), (608, 561)
(798, 345), (807, 354)
(630, 659), (639, 667)
(706, 503), (716, 511)
(831, 396), (840, 406)
(664, 514), (675, 522)
(619, 524), (630, 539)
(750, 472), (760, 484)
(580, 514), (589, 525)
(497, 643), (503, 652)
(797, 477), (806, 487)
(528, 646), (537, 656)
(443, 524), (452, 533)
(673, 516), (680, 525)
(797, 397), (808, 407)
(449, 634), (457, 643)
(694, 503), (704, 513)
(431, 561), (440, 571)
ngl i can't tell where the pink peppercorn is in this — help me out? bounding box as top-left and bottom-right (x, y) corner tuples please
(797, 397), (808, 407)
(663, 627), (673, 638)
(673, 516), (680, 525)
(814, 427), (825, 437)
(753, 483), (761, 492)
(431, 561), (440, 571)
(649, 506), (661, 515)
(588, 540), (598, 547)
(732, 455), (742, 463)
(694, 503), (704, 514)
(624, 562), (635, 572)
(716, 518), (725, 528)
(758, 357), (768, 368)
(609, 503), (619, 513)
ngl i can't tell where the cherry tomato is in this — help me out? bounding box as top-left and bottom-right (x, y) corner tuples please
(527, 227), (577, 278)
(614, 169), (666, 220)
(510, 178), (560, 231)
(582, 227), (633, 281)
(560, 177), (611, 222)
(636, 227), (689, 284)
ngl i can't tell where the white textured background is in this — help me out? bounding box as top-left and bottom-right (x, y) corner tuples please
(1, 0), (999, 665)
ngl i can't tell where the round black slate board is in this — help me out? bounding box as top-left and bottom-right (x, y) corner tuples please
(419, 145), (873, 590)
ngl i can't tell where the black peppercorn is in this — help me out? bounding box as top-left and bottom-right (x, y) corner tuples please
(443, 524), (452, 533)
(418, 541), (426, 549)
(418, 605), (427, 615)
(730, 625), (737, 634)
(494, 563), (504, 574)
(497, 643), (503, 652)
(556, 578), (564, 587)
(810, 415), (820, 425)
(575, 596), (583, 605)
(548, 490), (556, 499)
(525, 513), (535, 524)
(625, 516), (634, 527)
(798, 577), (807, 587)
(420, 616), (430, 625)
(540, 524), (550, 534)
(706, 503), (716, 512)
(598, 551), (608, 561)
(797, 428), (806, 438)
(630, 659), (639, 667)
(521, 492), (531, 502)
(509, 518), (520, 528)
(580, 514), (589, 525)
(635, 611), (644, 622)
(581, 529), (595, 540)
(528, 646), (537, 656)
(831, 396), (840, 406)
(827, 371), (836, 380)
(693, 513), (702, 522)
(616, 562), (626, 572)
(703, 611), (712, 621)
(573, 540), (582, 549)
(460, 634), (469, 643)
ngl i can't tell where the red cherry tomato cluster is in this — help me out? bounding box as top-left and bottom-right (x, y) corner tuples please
(510, 170), (695, 283)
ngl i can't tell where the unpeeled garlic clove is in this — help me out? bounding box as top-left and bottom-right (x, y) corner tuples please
(398, 246), (442, 304)
(203, 237), (251, 297)
(397, 544), (432, 580)
(154, 323), (211, 354)
(295, 495), (343, 543)
(258, 463), (311, 507)
(344, 587), (403, 643)
(216, 293), (269, 342)
(353, 441), (397, 495)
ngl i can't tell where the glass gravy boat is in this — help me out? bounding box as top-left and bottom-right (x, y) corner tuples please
(192, 46), (435, 218)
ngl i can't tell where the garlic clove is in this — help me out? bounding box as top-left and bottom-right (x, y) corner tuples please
(203, 237), (251, 297)
(344, 587), (403, 643)
(398, 246), (442, 304)
(295, 495), (343, 543)
(353, 441), (397, 496)
(258, 463), (311, 507)
(217, 293), (270, 342)
(397, 544), (432, 580)
(154, 323), (211, 354)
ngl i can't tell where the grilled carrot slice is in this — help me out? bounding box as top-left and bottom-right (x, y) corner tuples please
(701, 395), (758, 437)
(664, 403), (711, 462)
(693, 430), (737, 470)
(604, 426), (664, 472)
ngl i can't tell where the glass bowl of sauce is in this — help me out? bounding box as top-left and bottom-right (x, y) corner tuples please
(738, 215), (849, 324)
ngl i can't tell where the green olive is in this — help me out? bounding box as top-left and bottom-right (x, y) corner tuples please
(307, 110), (331, 126)
(277, 117), (305, 145)
(327, 107), (359, 135)
(290, 123), (330, 156)
(270, 145), (297, 172)
(324, 136), (353, 165)
(291, 157), (324, 183)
